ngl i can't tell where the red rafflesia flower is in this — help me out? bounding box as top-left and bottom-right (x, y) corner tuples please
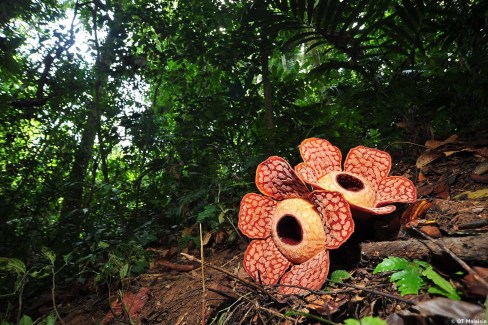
(238, 156), (354, 295)
(295, 138), (417, 217)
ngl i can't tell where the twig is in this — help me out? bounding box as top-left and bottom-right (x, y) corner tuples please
(206, 287), (238, 301)
(384, 141), (426, 150)
(180, 253), (278, 302)
(16, 275), (26, 324)
(273, 281), (415, 306)
(154, 260), (198, 271)
(199, 224), (206, 325)
(410, 226), (488, 290)
(208, 292), (250, 324)
(326, 280), (416, 305)
(271, 283), (336, 296)
(237, 292), (293, 321)
(51, 264), (65, 325)
(237, 301), (254, 325)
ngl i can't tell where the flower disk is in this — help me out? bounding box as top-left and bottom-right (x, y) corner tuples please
(271, 198), (326, 264)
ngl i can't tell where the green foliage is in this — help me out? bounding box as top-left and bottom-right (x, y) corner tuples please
(75, 240), (148, 285)
(329, 269), (351, 283)
(3, 312), (56, 325)
(344, 316), (386, 325)
(0, 248), (66, 324)
(0, 257), (27, 295)
(18, 315), (33, 325)
(373, 257), (461, 299)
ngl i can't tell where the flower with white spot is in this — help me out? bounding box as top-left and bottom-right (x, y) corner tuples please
(295, 138), (417, 217)
(238, 156), (354, 295)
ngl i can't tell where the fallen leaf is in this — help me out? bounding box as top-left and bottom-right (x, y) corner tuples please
(175, 312), (188, 325)
(388, 298), (485, 324)
(453, 188), (488, 200)
(462, 266), (488, 298)
(101, 287), (149, 324)
(181, 226), (194, 237)
(475, 147), (488, 158)
(419, 225), (442, 238)
(443, 150), (464, 157)
(416, 151), (442, 168)
(472, 160), (488, 175)
(433, 174), (450, 199)
(417, 171), (427, 183)
(202, 231), (212, 246)
(215, 229), (227, 244)
(425, 134), (458, 149)
(400, 200), (432, 226)
(416, 298), (484, 320)
(416, 183), (434, 197)
(405, 218), (437, 228)
(470, 173), (488, 184)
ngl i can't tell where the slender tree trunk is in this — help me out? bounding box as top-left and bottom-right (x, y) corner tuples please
(260, 34), (276, 152)
(92, 2), (110, 184)
(57, 106), (97, 247)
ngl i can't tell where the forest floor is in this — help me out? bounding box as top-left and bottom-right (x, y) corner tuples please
(32, 136), (488, 324)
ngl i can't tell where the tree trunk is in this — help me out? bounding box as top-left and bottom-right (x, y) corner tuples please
(92, 2), (110, 184)
(260, 33), (275, 152)
(57, 106), (97, 248)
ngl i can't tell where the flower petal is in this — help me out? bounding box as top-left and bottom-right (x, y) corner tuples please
(294, 162), (319, 185)
(238, 193), (276, 239)
(344, 146), (391, 190)
(256, 156), (310, 200)
(279, 250), (329, 295)
(350, 204), (396, 216)
(299, 138), (342, 178)
(376, 176), (417, 206)
(243, 238), (291, 285)
(309, 191), (354, 249)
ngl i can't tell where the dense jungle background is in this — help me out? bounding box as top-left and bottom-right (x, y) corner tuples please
(1, 0), (487, 324)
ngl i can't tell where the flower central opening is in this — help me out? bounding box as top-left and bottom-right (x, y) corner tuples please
(277, 214), (303, 245)
(336, 173), (364, 192)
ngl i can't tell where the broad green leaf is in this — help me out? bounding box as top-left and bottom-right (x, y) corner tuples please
(98, 241), (110, 249)
(39, 313), (57, 325)
(41, 247), (56, 264)
(413, 260), (430, 268)
(218, 212), (225, 224)
(422, 267), (460, 300)
(63, 253), (72, 264)
(30, 265), (51, 279)
(389, 267), (424, 296)
(119, 263), (129, 279)
(427, 287), (459, 300)
(19, 315), (33, 325)
(196, 204), (218, 223)
(0, 257), (26, 275)
(344, 316), (387, 325)
(330, 270), (351, 283)
(373, 257), (410, 273)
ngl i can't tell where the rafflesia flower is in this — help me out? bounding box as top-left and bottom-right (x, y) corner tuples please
(295, 138), (417, 216)
(238, 156), (354, 295)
